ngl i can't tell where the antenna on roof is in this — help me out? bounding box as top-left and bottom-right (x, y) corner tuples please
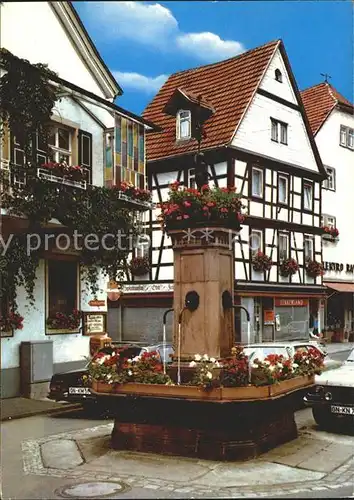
(320, 73), (332, 83)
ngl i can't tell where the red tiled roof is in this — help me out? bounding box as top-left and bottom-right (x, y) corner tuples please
(301, 82), (353, 135)
(143, 40), (280, 162)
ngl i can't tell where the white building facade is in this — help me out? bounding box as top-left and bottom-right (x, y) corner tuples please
(0, 1), (153, 398)
(302, 83), (354, 341)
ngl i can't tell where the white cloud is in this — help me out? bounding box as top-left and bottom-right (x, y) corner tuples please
(85, 1), (178, 46)
(176, 32), (245, 62)
(113, 71), (169, 93)
(81, 2), (245, 62)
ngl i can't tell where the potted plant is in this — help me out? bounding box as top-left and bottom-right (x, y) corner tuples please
(129, 256), (151, 276)
(252, 251), (273, 272)
(117, 182), (152, 203)
(46, 309), (81, 330)
(158, 181), (245, 231)
(305, 259), (324, 278)
(322, 226), (339, 241)
(279, 258), (299, 277)
(0, 311), (24, 332)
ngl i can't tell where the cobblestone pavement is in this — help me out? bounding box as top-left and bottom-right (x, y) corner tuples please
(20, 411), (354, 498)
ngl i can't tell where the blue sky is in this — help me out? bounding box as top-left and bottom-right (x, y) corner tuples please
(74, 1), (353, 115)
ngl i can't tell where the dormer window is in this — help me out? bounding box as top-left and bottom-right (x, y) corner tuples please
(275, 69), (283, 83)
(176, 109), (191, 140)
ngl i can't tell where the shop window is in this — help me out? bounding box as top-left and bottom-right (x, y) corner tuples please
(274, 305), (309, 341)
(47, 260), (78, 322)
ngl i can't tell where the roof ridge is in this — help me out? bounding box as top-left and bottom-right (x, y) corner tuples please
(170, 38), (281, 78)
(300, 82), (328, 94)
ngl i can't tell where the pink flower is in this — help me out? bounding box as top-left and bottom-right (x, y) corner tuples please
(183, 214), (189, 219)
(183, 201), (191, 208)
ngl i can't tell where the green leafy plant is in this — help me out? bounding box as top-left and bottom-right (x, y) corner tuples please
(189, 354), (221, 391)
(219, 345), (249, 387)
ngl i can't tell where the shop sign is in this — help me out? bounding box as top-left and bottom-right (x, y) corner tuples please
(88, 299), (106, 307)
(83, 312), (107, 335)
(274, 299), (308, 307)
(323, 262), (354, 273)
(264, 309), (275, 325)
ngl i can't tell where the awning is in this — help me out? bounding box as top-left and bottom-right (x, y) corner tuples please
(324, 282), (354, 293)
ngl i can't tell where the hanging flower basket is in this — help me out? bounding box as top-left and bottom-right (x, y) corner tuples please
(159, 181), (246, 231)
(305, 259), (324, 278)
(0, 311), (24, 332)
(279, 258), (299, 277)
(252, 251), (273, 272)
(322, 226), (339, 241)
(46, 309), (81, 330)
(129, 256), (151, 276)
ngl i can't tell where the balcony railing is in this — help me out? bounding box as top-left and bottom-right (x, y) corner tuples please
(37, 168), (87, 190)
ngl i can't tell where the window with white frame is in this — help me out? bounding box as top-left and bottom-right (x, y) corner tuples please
(188, 168), (196, 189)
(251, 167), (263, 197)
(250, 230), (263, 257)
(322, 214), (336, 228)
(304, 236), (313, 261)
(303, 183), (313, 210)
(340, 125), (354, 150)
(278, 233), (288, 261)
(176, 110), (191, 140)
(271, 118), (288, 145)
(48, 126), (72, 163)
(278, 175), (288, 204)
(323, 167), (336, 191)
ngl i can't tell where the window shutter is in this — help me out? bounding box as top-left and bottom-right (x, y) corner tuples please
(78, 130), (92, 183)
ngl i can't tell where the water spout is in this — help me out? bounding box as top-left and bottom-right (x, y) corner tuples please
(177, 307), (188, 385)
(162, 308), (174, 374)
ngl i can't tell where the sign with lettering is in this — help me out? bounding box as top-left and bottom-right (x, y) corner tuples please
(83, 312), (107, 335)
(323, 262), (354, 273)
(274, 299), (308, 307)
(88, 299), (106, 307)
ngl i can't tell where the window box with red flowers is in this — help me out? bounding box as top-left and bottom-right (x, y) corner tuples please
(305, 259), (324, 278)
(252, 251), (273, 272)
(129, 256), (151, 277)
(40, 161), (89, 183)
(322, 226), (339, 242)
(159, 181), (245, 231)
(279, 258), (299, 277)
(0, 312), (24, 337)
(116, 182), (152, 207)
(46, 309), (82, 332)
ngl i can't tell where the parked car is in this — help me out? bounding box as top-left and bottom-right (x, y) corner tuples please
(48, 342), (174, 412)
(242, 341), (341, 372)
(304, 348), (354, 432)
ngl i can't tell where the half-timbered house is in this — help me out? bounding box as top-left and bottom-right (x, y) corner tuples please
(113, 39), (328, 345)
(301, 82), (354, 342)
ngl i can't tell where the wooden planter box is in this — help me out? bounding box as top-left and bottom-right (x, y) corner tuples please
(221, 385), (269, 400)
(268, 375), (314, 397)
(91, 381), (222, 400)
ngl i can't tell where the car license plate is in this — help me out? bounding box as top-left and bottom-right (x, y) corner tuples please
(331, 405), (354, 415)
(69, 387), (91, 395)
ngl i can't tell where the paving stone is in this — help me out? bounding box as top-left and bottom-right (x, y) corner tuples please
(298, 444), (353, 473)
(41, 439), (83, 469)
